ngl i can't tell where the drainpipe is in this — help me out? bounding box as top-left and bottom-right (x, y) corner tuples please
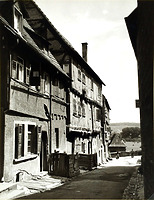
(49, 79), (52, 155)
(90, 103), (94, 154)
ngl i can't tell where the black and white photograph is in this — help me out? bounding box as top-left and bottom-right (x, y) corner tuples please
(0, 0), (153, 199)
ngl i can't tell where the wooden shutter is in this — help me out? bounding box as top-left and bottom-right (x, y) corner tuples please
(36, 126), (42, 154)
(15, 124), (24, 159)
(12, 60), (17, 79)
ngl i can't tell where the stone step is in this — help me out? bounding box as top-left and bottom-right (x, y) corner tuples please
(0, 189), (25, 200)
(0, 182), (18, 194)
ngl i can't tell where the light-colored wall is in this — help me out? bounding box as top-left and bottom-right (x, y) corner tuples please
(51, 100), (68, 153)
(4, 114), (48, 182)
(10, 80), (49, 119)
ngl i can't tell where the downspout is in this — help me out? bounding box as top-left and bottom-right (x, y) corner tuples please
(49, 78), (52, 155)
(90, 103), (94, 154)
(69, 58), (74, 154)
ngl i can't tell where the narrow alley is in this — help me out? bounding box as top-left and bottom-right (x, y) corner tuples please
(18, 158), (138, 199)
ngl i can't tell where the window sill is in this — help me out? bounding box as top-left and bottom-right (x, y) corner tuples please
(13, 154), (38, 164)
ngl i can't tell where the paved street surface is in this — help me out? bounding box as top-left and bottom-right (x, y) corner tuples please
(19, 165), (136, 199)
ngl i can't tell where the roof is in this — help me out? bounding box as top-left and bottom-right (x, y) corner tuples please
(103, 95), (111, 110)
(20, 0), (105, 85)
(0, 15), (69, 79)
(109, 134), (126, 148)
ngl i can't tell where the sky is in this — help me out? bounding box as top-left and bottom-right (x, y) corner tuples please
(35, 0), (140, 123)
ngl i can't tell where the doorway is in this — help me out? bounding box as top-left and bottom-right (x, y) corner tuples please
(40, 131), (48, 172)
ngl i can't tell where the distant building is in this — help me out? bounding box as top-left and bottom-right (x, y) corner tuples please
(108, 134), (126, 154)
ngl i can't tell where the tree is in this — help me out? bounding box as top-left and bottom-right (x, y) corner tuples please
(121, 127), (141, 141)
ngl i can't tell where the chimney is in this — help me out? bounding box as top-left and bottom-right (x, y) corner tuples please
(82, 42), (88, 62)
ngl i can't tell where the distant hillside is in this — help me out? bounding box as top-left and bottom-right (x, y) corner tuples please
(110, 122), (140, 133)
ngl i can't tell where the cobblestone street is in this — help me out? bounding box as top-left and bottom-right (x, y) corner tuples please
(123, 168), (144, 200)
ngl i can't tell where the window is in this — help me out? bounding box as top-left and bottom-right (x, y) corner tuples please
(82, 142), (85, 153)
(14, 123), (41, 160)
(27, 125), (36, 154)
(55, 128), (59, 149)
(30, 66), (40, 86)
(98, 87), (101, 99)
(82, 104), (86, 117)
(12, 57), (24, 82)
(43, 72), (50, 94)
(96, 108), (101, 121)
(73, 99), (77, 115)
(78, 69), (81, 81)
(26, 65), (31, 85)
(53, 78), (59, 97)
(14, 7), (22, 33)
(63, 63), (69, 75)
(53, 78), (65, 100)
(82, 73), (86, 84)
(78, 102), (81, 116)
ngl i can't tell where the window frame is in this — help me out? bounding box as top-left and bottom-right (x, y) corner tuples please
(96, 108), (101, 121)
(43, 72), (50, 94)
(73, 98), (77, 115)
(25, 65), (31, 85)
(78, 69), (81, 81)
(82, 73), (86, 85)
(14, 122), (40, 161)
(12, 57), (24, 82)
(82, 103), (86, 117)
(78, 102), (82, 117)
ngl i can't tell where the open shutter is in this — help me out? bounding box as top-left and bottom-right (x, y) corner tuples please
(15, 124), (19, 159)
(12, 60), (17, 79)
(36, 126), (42, 154)
(15, 124), (24, 159)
